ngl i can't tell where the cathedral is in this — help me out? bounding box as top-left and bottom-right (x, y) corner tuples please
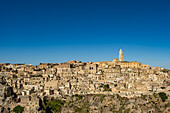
(113, 49), (123, 62)
(113, 49), (149, 69)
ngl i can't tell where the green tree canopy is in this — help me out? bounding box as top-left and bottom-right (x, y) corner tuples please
(13, 105), (24, 113)
(158, 92), (168, 102)
(46, 99), (65, 113)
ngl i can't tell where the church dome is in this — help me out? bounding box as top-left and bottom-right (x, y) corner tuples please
(113, 58), (119, 62)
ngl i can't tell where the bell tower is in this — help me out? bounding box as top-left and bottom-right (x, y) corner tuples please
(119, 49), (123, 61)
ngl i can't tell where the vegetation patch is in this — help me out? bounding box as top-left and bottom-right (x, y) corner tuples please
(153, 93), (157, 98)
(141, 94), (147, 99)
(73, 106), (82, 112)
(44, 99), (65, 113)
(13, 105), (24, 113)
(103, 84), (112, 91)
(100, 95), (106, 103)
(124, 108), (130, 113)
(158, 92), (168, 102)
(165, 103), (170, 108)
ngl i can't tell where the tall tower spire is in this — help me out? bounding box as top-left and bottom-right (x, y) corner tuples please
(119, 49), (123, 61)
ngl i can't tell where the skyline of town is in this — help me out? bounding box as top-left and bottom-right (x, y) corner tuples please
(0, 47), (169, 70)
(0, 48), (169, 112)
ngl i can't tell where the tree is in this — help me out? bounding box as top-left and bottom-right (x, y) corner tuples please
(103, 84), (112, 91)
(158, 92), (168, 102)
(13, 105), (24, 113)
(46, 99), (65, 113)
(48, 101), (61, 113)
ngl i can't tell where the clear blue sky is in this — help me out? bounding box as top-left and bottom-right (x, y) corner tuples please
(0, 0), (170, 69)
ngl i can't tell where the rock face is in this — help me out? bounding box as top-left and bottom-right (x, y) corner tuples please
(41, 93), (170, 113)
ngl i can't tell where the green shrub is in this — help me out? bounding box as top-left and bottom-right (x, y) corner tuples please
(124, 108), (130, 113)
(112, 104), (116, 110)
(104, 84), (109, 89)
(13, 105), (24, 113)
(141, 94), (146, 99)
(74, 106), (82, 112)
(158, 92), (168, 102)
(78, 95), (82, 100)
(165, 103), (170, 108)
(153, 93), (157, 98)
(103, 84), (112, 91)
(100, 95), (106, 103)
(46, 99), (65, 113)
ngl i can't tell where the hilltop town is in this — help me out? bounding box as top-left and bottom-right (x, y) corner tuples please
(0, 49), (169, 113)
